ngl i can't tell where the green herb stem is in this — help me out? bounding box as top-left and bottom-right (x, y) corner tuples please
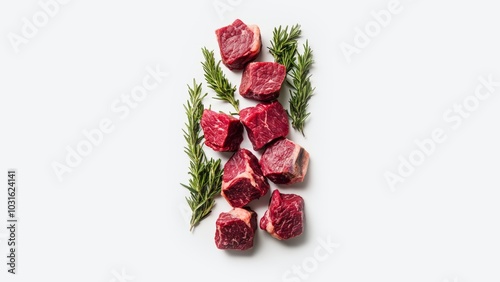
(288, 41), (315, 136)
(268, 24), (301, 73)
(181, 80), (223, 231)
(201, 48), (239, 113)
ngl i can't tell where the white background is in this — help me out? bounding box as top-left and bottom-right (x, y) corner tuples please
(1, 0), (500, 281)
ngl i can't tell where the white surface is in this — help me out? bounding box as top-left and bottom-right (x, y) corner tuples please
(1, 0), (500, 281)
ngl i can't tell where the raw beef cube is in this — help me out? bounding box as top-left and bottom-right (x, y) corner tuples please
(239, 101), (289, 151)
(239, 62), (286, 101)
(215, 207), (257, 250)
(221, 148), (269, 207)
(260, 189), (304, 240)
(260, 138), (310, 184)
(215, 19), (261, 70)
(201, 109), (243, 152)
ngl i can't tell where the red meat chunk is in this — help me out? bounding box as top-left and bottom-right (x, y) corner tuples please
(215, 207), (257, 250)
(221, 149), (269, 207)
(260, 138), (310, 184)
(201, 109), (243, 152)
(239, 62), (286, 101)
(239, 101), (289, 151)
(215, 19), (261, 70)
(260, 189), (304, 240)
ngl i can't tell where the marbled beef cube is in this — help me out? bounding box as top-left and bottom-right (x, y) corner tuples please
(215, 207), (257, 250)
(201, 109), (243, 152)
(221, 149), (269, 207)
(239, 62), (286, 101)
(215, 19), (261, 70)
(239, 101), (289, 151)
(260, 138), (310, 184)
(260, 189), (304, 240)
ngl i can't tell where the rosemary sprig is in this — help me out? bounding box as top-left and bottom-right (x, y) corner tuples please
(289, 41), (314, 136)
(270, 24), (314, 135)
(201, 47), (239, 113)
(181, 80), (223, 231)
(268, 24), (301, 72)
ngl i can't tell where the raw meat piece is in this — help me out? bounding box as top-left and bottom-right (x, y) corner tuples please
(215, 207), (257, 250)
(260, 189), (304, 240)
(239, 101), (289, 150)
(221, 148), (269, 207)
(215, 19), (261, 70)
(239, 62), (286, 101)
(260, 138), (310, 184)
(201, 109), (243, 152)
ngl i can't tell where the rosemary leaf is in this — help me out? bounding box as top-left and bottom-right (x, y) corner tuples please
(289, 41), (315, 136)
(182, 80), (223, 231)
(201, 47), (239, 113)
(268, 24), (301, 72)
